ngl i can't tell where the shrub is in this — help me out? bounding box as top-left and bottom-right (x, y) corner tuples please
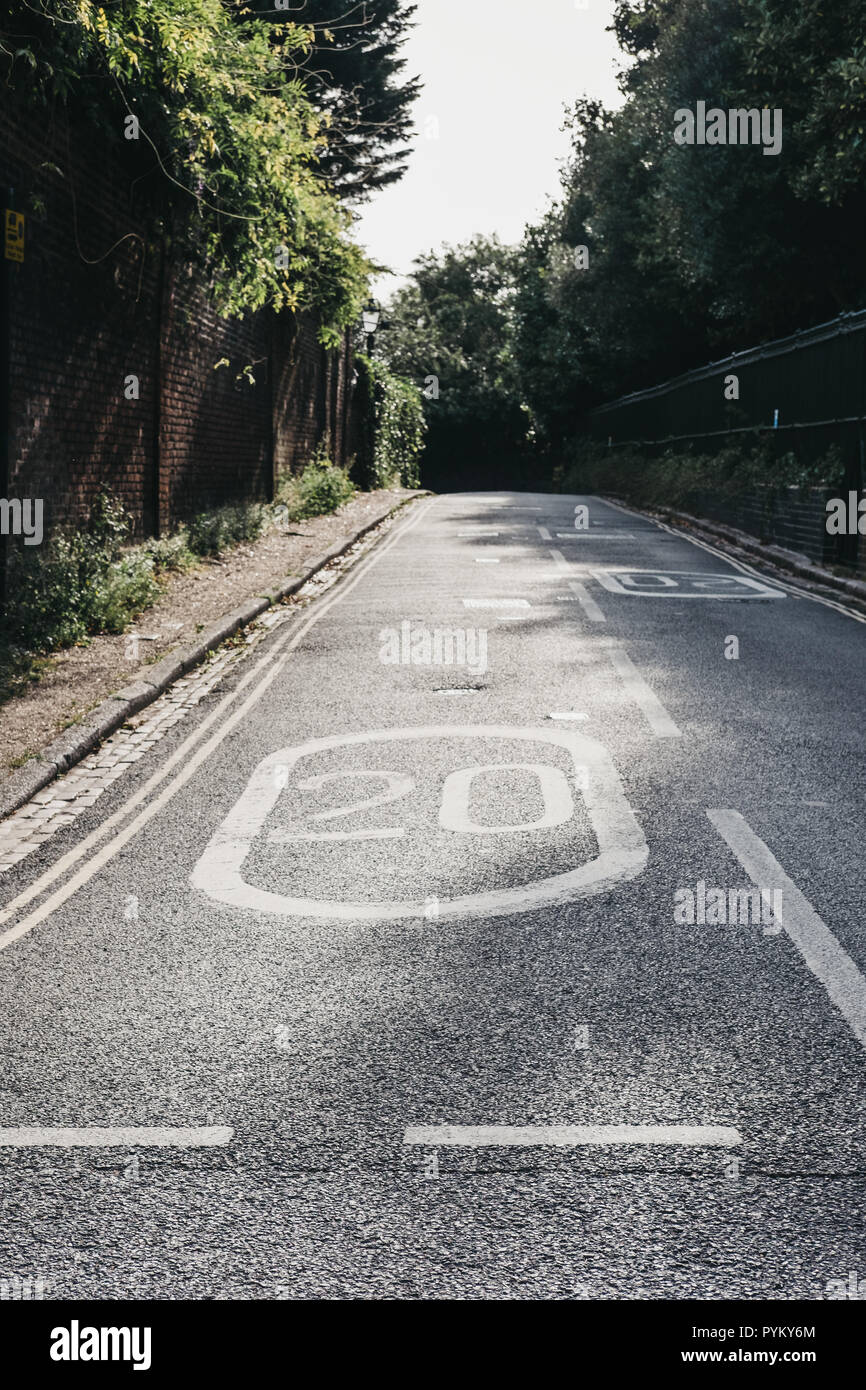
(5, 534), (89, 652)
(142, 532), (196, 576)
(557, 436), (846, 509)
(2, 487), (150, 653)
(275, 452), (355, 520)
(85, 553), (161, 634)
(185, 501), (266, 557)
(0, 490), (270, 698)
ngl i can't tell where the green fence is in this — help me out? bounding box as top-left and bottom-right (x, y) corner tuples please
(588, 310), (866, 473)
(586, 309), (866, 568)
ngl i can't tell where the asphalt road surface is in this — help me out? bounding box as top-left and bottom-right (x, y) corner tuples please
(2, 491), (866, 1300)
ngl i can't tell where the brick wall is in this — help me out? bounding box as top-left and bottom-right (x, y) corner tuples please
(678, 483), (866, 578)
(688, 486), (839, 565)
(1, 104), (357, 540)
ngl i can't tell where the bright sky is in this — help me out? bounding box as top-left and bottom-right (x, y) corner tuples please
(353, 0), (625, 298)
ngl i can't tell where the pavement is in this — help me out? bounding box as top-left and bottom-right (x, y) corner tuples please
(1, 490), (865, 1301)
(0, 491), (422, 819)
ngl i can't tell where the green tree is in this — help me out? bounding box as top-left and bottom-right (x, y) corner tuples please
(1, 0), (371, 340)
(738, 0), (866, 207)
(377, 236), (533, 487)
(514, 0), (866, 440)
(253, 1), (422, 202)
(628, 0), (863, 344)
(512, 91), (708, 437)
(510, 209), (593, 449)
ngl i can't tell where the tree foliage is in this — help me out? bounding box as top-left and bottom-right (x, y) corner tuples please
(373, 1), (866, 463)
(513, 0), (866, 438)
(377, 235), (525, 430)
(376, 235), (533, 486)
(253, 0), (421, 202)
(0, 0), (374, 340)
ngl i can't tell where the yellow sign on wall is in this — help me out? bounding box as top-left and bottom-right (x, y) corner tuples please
(4, 209), (24, 262)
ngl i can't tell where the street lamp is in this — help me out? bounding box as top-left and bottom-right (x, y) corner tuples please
(362, 303), (380, 353)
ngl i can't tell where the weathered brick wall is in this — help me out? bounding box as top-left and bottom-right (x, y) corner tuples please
(272, 312), (327, 481)
(2, 108), (160, 535)
(157, 263), (273, 530)
(1, 104), (357, 540)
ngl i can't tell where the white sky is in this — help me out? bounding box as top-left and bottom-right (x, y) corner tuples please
(352, 0), (625, 298)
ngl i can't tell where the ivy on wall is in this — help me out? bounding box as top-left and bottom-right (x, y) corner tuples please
(353, 355), (426, 490)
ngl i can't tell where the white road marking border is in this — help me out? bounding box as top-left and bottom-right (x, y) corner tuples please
(593, 569), (785, 599)
(191, 725), (649, 922)
(600, 495), (866, 625)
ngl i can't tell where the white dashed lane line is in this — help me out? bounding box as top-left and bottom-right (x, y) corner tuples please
(403, 1125), (741, 1148)
(463, 599), (530, 609)
(568, 581), (606, 623)
(708, 809), (866, 1051)
(607, 646), (682, 739)
(0, 1127), (234, 1148)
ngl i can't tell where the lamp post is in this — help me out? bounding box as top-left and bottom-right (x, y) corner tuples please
(361, 303), (380, 355)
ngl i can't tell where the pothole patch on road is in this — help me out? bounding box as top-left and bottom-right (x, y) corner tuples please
(432, 685), (486, 694)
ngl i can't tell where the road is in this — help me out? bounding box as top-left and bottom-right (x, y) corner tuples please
(1, 491), (866, 1301)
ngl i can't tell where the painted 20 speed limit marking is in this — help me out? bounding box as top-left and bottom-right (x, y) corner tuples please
(192, 725), (648, 922)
